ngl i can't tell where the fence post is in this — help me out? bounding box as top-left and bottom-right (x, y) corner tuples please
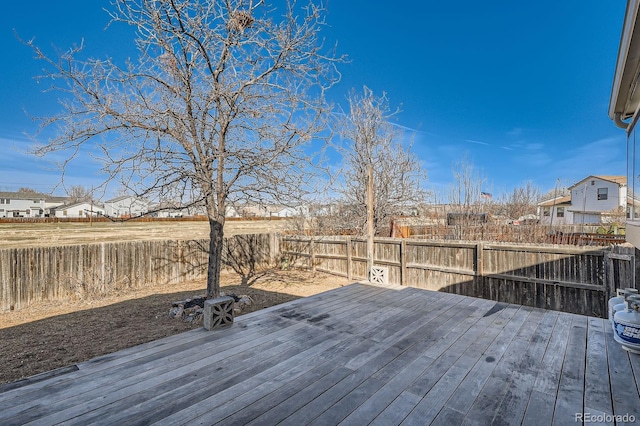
(269, 233), (280, 267)
(346, 237), (352, 280)
(475, 242), (484, 276)
(310, 238), (316, 272)
(400, 239), (407, 286)
(101, 242), (106, 289)
(604, 249), (612, 301)
(473, 242), (488, 300)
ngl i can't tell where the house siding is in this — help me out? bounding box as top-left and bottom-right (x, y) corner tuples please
(569, 178), (622, 214)
(538, 204), (573, 225)
(52, 203), (104, 218)
(104, 196), (148, 218)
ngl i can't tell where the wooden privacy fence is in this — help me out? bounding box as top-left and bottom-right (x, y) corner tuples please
(0, 233), (278, 311)
(393, 223), (625, 246)
(3, 232), (635, 316)
(281, 236), (636, 317)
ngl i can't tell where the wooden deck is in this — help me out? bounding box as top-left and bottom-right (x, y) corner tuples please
(1, 282), (639, 425)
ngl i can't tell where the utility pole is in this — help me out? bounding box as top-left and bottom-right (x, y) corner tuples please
(367, 164), (374, 278)
(549, 178), (559, 234)
(90, 186), (94, 227)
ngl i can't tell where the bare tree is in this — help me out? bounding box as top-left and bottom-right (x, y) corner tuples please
(501, 180), (542, 220)
(445, 156), (491, 239)
(540, 179), (571, 201)
(26, 0), (341, 298)
(18, 187), (39, 194)
(66, 185), (93, 203)
(448, 155), (488, 213)
(334, 87), (428, 236)
(602, 206), (627, 227)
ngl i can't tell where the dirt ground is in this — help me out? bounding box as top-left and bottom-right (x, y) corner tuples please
(0, 269), (354, 386)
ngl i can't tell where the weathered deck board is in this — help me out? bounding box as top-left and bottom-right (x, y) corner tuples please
(1, 282), (639, 425)
(446, 306), (536, 426)
(552, 314), (588, 425)
(491, 309), (559, 425)
(414, 304), (521, 416)
(583, 317), (614, 422)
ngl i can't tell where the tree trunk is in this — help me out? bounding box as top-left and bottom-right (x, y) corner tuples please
(207, 218), (224, 299)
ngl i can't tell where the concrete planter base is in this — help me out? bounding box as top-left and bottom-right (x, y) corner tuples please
(369, 266), (389, 285)
(203, 296), (235, 330)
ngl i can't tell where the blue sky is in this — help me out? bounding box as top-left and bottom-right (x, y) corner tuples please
(0, 0), (629, 200)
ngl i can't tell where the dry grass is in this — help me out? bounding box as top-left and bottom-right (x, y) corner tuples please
(0, 219), (290, 249)
(0, 269), (353, 385)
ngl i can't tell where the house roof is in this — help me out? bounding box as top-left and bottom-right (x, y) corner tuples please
(609, 0), (640, 129)
(51, 201), (104, 211)
(105, 195), (134, 203)
(594, 175), (627, 185)
(569, 175), (627, 189)
(44, 196), (69, 203)
(537, 195), (571, 207)
(104, 195), (150, 205)
(0, 191), (66, 202)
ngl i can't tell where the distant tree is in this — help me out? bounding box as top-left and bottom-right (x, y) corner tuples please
(66, 185), (92, 203)
(27, 0), (341, 299)
(603, 206), (627, 227)
(18, 187), (38, 194)
(334, 86), (428, 236)
(501, 180), (542, 220)
(444, 156), (492, 239)
(448, 155), (488, 213)
(540, 179), (571, 202)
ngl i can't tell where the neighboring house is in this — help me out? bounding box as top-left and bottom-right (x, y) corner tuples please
(150, 202), (208, 218)
(270, 205), (309, 218)
(568, 176), (627, 224)
(51, 201), (105, 218)
(104, 195), (149, 218)
(537, 176), (628, 225)
(537, 195), (572, 225)
(224, 205), (241, 218)
(0, 191), (67, 218)
(152, 204), (185, 218)
(240, 204), (270, 218)
(238, 204), (308, 218)
(609, 0), (640, 249)
(44, 196), (69, 214)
